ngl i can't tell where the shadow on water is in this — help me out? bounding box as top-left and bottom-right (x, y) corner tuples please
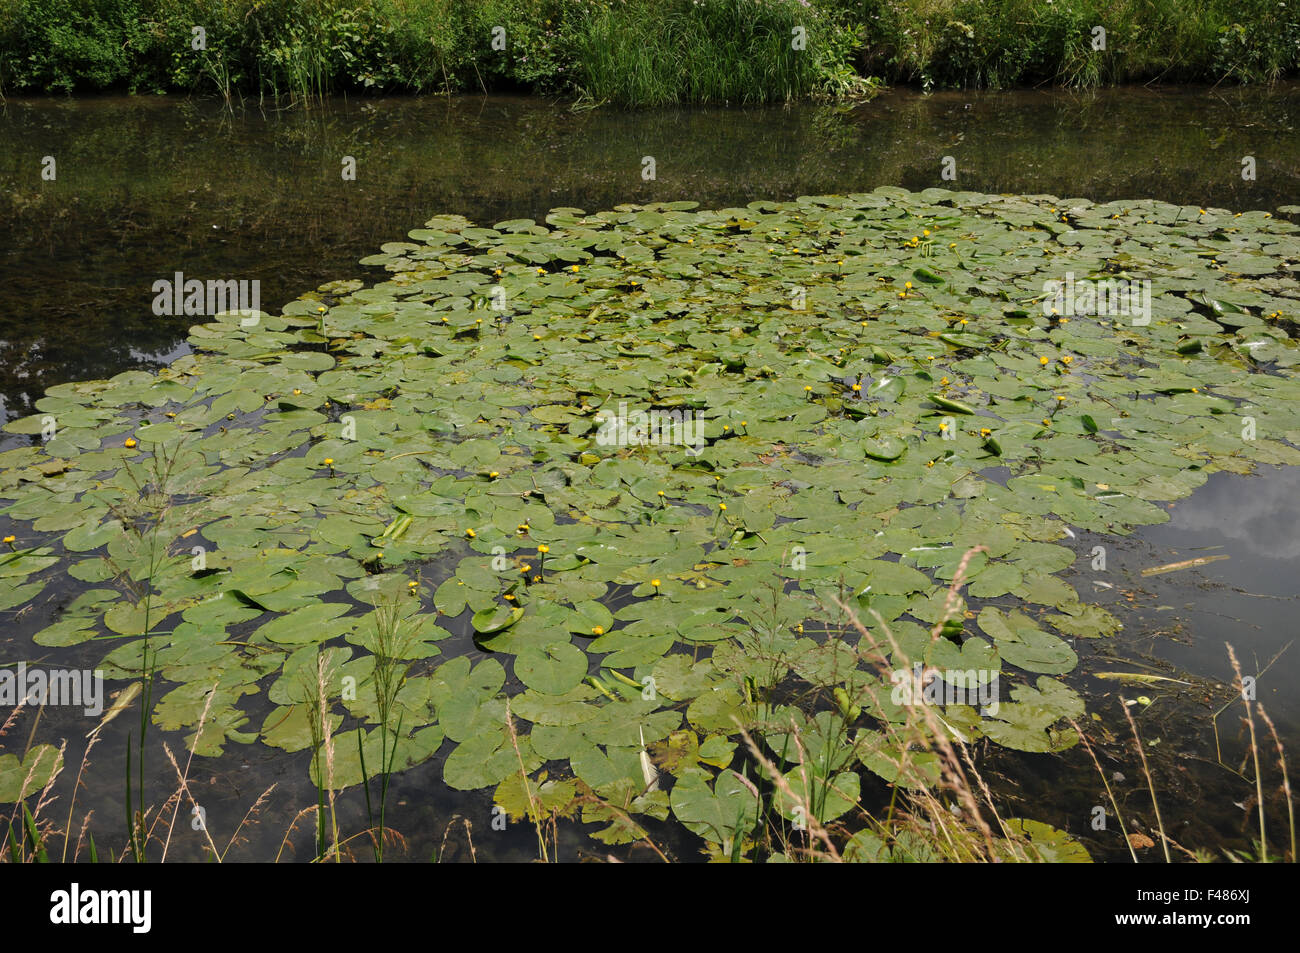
(0, 86), (1297, 861)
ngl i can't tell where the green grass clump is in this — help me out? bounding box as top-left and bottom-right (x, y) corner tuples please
(0, 0), (865, 104)
(572, 0), (830, 107)
(0, 1), (1295, 106)
(836, 0), (1299, 89)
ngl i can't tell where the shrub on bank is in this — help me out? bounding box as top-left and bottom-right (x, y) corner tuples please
(834, 0), (1300, 88)
(0, 0), (1295, 103)
(572, 0), (835, 106)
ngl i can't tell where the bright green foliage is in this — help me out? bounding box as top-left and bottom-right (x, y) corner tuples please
(2, 188), (1297, 855)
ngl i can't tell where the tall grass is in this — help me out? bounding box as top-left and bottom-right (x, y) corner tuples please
(844, 0), (1300, 89)
(0, 0), (1294, 103)
(102, 438), (191, 861)
(305, 651), (341, 861)
(714, 547), (1299, 864)
(573, 0), (825, 107)
(358, 602), (414, 862)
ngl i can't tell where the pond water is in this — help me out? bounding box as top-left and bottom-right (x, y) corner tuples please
(0, 85), (1297, 862)
(4, 85), (1299, 422)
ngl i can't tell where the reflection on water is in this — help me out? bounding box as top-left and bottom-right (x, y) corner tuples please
(999, 466), (1300, 861)
(1150, 466), (1300, 562)
(1132, 467), (1300, 734)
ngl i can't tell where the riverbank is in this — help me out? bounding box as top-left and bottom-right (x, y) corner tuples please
(1, 0), (1297, 106)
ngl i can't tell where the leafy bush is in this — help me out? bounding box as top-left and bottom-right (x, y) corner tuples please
(1213, 0), (1300, 83)
(0, 0), (1293, 102)
(1, 0), (155, 92)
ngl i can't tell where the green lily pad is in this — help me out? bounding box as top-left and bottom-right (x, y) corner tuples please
(473, 604), (525, 635)
(514, 641), (589, 694)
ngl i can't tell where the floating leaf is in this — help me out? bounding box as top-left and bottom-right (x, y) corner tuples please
(473, 604), (525, 635)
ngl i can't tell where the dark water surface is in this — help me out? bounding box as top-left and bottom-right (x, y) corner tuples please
(1, 87), (1297, 861)
(994, 467), (1300, 861)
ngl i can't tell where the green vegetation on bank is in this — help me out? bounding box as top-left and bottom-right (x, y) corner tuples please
(1, 0), (1297, 105)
